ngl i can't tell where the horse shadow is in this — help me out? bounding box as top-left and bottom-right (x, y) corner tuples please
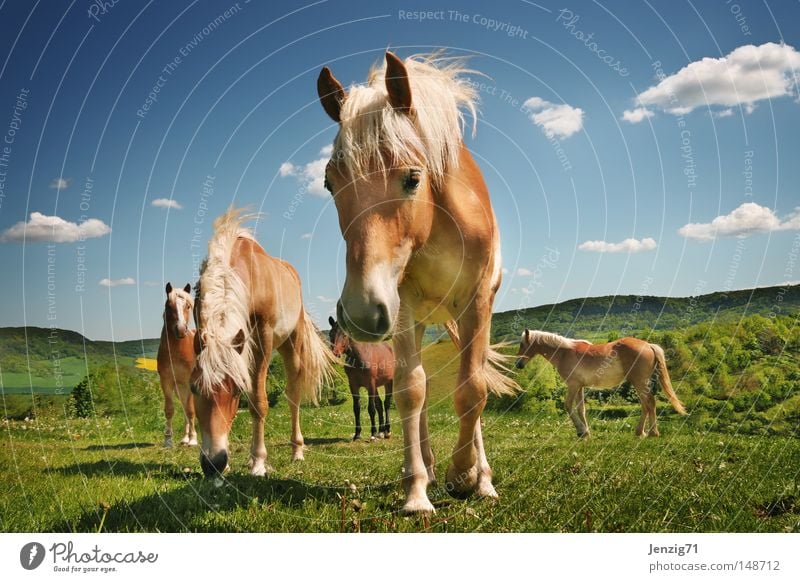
(83, 442), (155, 451)
(49, 459), (178, 478)
(304, 436), (349, 445)
(48, 473), (343, 532)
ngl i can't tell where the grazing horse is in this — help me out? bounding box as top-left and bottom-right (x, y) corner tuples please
(157, 282), (197, 447)
(191, 209), (336, 478)
(515, 330), (688, 437)
(328, 316), (393, 441)
(317, 52), (518, 513)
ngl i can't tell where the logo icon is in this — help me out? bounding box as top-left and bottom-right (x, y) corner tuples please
(20, 542), (46, 570)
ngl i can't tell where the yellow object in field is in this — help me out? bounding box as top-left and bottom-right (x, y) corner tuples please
(135, 358), (158, 372)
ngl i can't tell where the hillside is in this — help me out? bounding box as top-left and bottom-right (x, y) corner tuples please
(492, 284), (800, 341)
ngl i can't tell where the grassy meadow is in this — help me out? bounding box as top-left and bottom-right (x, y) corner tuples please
(2, 285), (799, 532)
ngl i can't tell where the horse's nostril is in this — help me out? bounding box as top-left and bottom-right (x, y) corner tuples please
(375, 303), (390, 335)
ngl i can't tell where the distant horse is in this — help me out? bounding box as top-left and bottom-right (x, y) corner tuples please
(515, 330), (687, 438)
(156, 282), (196, 447)
(328, 316), (393, 441)
(191, 208), (336, 478)
(317, 52), (518, 513)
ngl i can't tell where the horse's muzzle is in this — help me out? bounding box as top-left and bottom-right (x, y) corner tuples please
(515, 358), (527, 369)
(337, 300), (392, 342)
(200, 449), (228, 478)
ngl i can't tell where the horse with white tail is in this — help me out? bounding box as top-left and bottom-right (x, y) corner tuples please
(515, 330), (688, 438)
(317, 52), (519, 514)
(190, 208), (337, 478)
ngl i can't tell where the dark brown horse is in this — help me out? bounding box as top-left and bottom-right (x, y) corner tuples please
(328, 316), (393, 441)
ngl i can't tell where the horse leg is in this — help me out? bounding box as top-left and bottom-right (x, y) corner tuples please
(394, 312), (433, 514)
(576, 387), (590, 438)
(420, 380), (436, 485)
(382, 381), (393, 438)
(159, 373), (175, 447)
(247, 335), (271, 476)
(279, 336), (310, 461)
(374, 384), (386, 439)
(564, 382), (587, 438)
(367, 384), (379, 440)
(350, 382), (362, 441)
(641, 380), (660, 437)
(445, 305), (494, 499)
(633, 386), (648, 438)
(178, 381), (197, 446)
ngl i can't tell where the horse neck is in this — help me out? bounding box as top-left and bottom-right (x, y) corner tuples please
(344, 341), (368, 368)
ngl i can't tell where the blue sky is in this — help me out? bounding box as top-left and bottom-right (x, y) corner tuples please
(0, 0), (798, 340)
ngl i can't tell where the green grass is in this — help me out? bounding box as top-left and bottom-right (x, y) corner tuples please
(2, 341), (799, 533)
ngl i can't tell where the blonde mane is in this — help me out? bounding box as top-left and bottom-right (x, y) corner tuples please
(334, 53), (478, 186)
(525, 330), (591, 350)
(194, 208), (257, 396)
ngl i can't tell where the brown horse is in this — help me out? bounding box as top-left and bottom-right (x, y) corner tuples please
(515, 330), (688, 438)
(156, 282), (197, 447)
(328, 316), (393, 441)
(191, 209), (336, 478)
(318, 52), (518, 513)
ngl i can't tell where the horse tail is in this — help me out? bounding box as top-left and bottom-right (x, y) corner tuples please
(650, 343), (687, 416)
(194, 208), (255, 396)
(443, 320), (520, 397)
(296, 309), (338, 406)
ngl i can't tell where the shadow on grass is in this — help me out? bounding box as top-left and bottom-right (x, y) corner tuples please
(305, 437), (349, 445)
(50, 460), (172, 477)
(49, 474), (346, 532)
(83, 442), (155, 451)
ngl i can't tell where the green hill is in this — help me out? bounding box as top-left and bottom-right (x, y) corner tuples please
(492, 284), (800, 341)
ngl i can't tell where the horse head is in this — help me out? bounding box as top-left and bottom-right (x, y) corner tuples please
(164, 282), (193, 340)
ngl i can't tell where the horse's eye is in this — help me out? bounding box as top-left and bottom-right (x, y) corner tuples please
(403, 169), (422, 193)
(324, 176), (333, 194)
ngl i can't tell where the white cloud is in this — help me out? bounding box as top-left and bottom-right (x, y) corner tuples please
(621, 107), (655, 124)
(579, 237), (657, 253)
(0, 212), (111, 243)
(300, 232), (313, 240)
(516, 267), (534, 276)
(49, 177), (70, 189)
(678, 202), (800, 241)
(633, 42), (800, 117)
(99, 277), (136, 287)
(151, 198), (183, 210)
(523, 97), (584, 139)
(316, 295), (336, 303)
(280, 145), (334, 197)
(714, 108), (734, 118)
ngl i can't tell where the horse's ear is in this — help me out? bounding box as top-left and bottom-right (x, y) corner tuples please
(232, 329), (246, 355)
(328, 316), (336, 327)
(385, 52), (412, 114)
(183, 283), (191, 294)
(165, 282), (172, 295)
(317, 66), (345, 123)
(524, 329), (530, 342)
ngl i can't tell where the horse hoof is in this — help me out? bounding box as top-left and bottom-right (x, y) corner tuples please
(377, 432), (385, 439)
(187, 439), (198, 446)
(352, 435), (361, 442)
(445, 464), (478, 499)
(370, 435), (377, 442)
(476, 479), (498, 499)
(292, 451), (305, 462)
(384, 432), (391, 440)
(401, 496), (436, 515)
(577, 432), (590, 439)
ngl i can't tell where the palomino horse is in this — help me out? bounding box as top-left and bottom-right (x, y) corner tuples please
(318, 52), (518, 513)
(156, 282), (197, 447)
(515, 330), (688, 437)
(191, 209), (336, 477)
(328, 316), (393, 441)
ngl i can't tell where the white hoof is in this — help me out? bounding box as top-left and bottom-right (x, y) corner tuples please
(292, 450), (305, 462)
(187, 438), (198, 446)
(402, 495), (436, 515)
(476, 478), (498, 499)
